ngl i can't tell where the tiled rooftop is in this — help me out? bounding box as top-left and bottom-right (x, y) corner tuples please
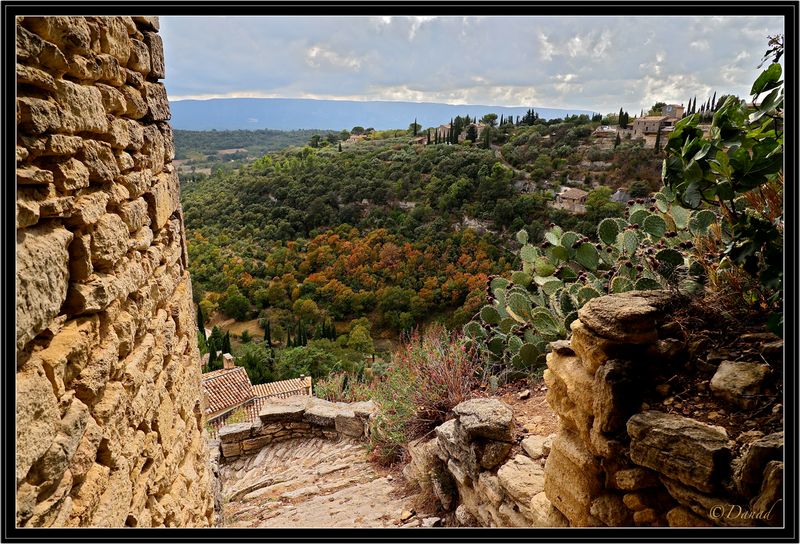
(201, 367), (254, 416)
(252, 376), (312, 399)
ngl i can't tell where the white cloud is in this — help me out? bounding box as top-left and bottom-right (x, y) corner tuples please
(306, 45), (363, 71)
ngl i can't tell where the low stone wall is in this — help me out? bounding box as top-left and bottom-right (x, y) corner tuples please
(403, 398), (567, 527)
(217, 397), (375, 462)
(543, 291), (783, 527)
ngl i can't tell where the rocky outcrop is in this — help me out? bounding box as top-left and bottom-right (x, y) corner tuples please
(16, 16), (215, 527)
(404, 398), (566, 527)
(543, 291), (783, 527)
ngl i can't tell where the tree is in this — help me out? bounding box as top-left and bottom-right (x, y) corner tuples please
(240, 330), (252, 343)
(649, 102), (667, 115)
(221, 285), (249, 320)
(348, 324), (374, 354)
(338, 141), (342, 152)
(197, 305), (206, 341)
(629, 180), (652, 198)
(410, 119), (420, 136)
(264, 321), (272, 346)
(235, 343), (273, 384)
(427, 129), (431, 145)
(351, 126), (365, 135)
(465, 124), (478, 143)
(614, 132), (621, 148)
(222, 331), (232, 354)
(482, 113), (498, 128)
(308, 134), (321, 148)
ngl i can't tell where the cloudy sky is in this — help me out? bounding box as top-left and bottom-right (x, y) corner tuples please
(160, 15), (783, 114)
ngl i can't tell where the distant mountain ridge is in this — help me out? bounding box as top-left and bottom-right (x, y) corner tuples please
(169, 97), (597, 131)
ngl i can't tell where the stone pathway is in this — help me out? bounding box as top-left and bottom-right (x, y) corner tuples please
(219, 436), (418, 528)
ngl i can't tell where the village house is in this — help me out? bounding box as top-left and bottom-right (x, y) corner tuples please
(200, 355), (313, 437)
(552, 187), (589, 214)
(630, 104), (685, 148)
(611, 187), (632, 204)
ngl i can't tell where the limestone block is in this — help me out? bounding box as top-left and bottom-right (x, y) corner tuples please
(241, 435), (272, 453)
(530, 492), (569, 527)
(45, 134), (83, 156)
(577, 290), (671, 343)
(543, 430), (604, 526)
(16, 358), (62, 483)
(452, 398), (513, 441)
(17, 165), (54, 185)
(258, 400), (307, 424)
(334, 410), (363, 437)
(158, 122), (174, 161)
(144, 82), (170, 121)
(749, 461), (782, 526)
(477, 439), (512, 469)
(17, 63), (57, 92)
(633, 508), (658, 526)
(17, 97), (61, 135)
(628, 411), (732, 493)
(477, 471), (504, 506)
(593, 359), (641, 434)
(546, 352), (594, 414)
(79, 140), (119, 184)
(17, 198), (40, 229)
(142, 31), (165, 78)
(218, 423), (254, 444)
(614, 467), (660, 491)
(54, 79), (108, 134)
(128, 38), (151, 75)
(447, 458), (470, 485)
(16, 223), (73, 349)
(91, 16), (132, 63)
(133, 16), (160, 31)
(145, 171), (180, 229)
(130, 226), (154, 251)
(666, 506), (713, 527)
(90, 213), (129, 270)
(521, 435), (548, 460)
(92, 460), (134, 527)
(126, 120), (145, 150)
(116, 151), (135, 172)
(120, 85), (147, 119)
(51, 158), (91, 191)
(118, 170), (152, 198)
(73, 340), (116, 405)
(25, 469), (73, 527)
(23, 16), (92, 54)
(733, 432), (783, 497)
(34, 396), (90, 484)
(590, 493), (633, 526)
(660, 476), (756, 527)
(497, 454), (545, 506)
(66, 191), (109, 227)
(710, 360), (771, 410)
(303, 398), (340, 428)
(16, 25), (69, 73)
(96, 82), (126, 115)
(142, 124), (165, 173)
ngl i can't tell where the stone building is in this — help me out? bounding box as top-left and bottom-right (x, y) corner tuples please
(552, 187), (589, 214)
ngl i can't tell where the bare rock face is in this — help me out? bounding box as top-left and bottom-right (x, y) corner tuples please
(627, 411), (732, 494)
(710, 360), (771, 410)
(750, 461), (782, 527)
(732, 431), (783, 497)
(496, 454), (545, 506)
(16, 223), (73, 350)
(452, 398), (513, 441)
(577, 290), (672, 343)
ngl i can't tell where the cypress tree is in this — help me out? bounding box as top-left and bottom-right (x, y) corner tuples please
(654, 126), (662, 153)
(614, 132), (621, 148)
(413, 117), (418, 136)
(222, 331), (232, 354)
(287, 330), (292, 348)
(618, 107), (624, 127)
(711, 91), (717, 111)
(427, 129), (431, 145)
(338, 141), (342, 152)
(197, 306), (206, 340)
(264, 321), (271, 347)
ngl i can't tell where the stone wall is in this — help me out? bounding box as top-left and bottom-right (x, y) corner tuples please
(216, 397), (375, 462)
(16, 16), (216, 527)
(543, 291), (783, 527)
(403, 398), (567, 527)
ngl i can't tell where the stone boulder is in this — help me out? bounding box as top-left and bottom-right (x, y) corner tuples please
(496, 454), (545, 506)
(258, 399), (307, 424)
(452, 398), (513, 441)
(627, 411), (732, 494)
(733, 431), (783, 497)
(577, 290), (672, 343)
(303, 398), (339, 428)
(710, 360), (771, 409)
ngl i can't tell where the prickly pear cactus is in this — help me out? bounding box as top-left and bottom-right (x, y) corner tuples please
(465, 188), (719, 374)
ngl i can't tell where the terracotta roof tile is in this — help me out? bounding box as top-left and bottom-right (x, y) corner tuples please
(252, 376), (312, 399)
(201, 367), (254, 416)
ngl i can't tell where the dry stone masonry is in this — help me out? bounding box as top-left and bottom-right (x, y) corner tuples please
(216, 397), (376, 461)
(543, 291), (783, 527)
(16, 16), (216, 527)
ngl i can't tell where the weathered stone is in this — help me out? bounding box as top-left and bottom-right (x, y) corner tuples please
(477, 439), (512, 469)
(530, 491), (569, 527)
(666, 506), (713, 527)
(66, 191), (109, 227)
(50, 158), (91, 191)
(303, 398), (339, 428)
(733, 432), (783, 497)
(120, 85), (147, 119)
(79, 140), (119, 184)
(577, 290), (671, 343)
(90, 213), (129, 270)
(118, 169), (152, 198)
(749, 461), (782, 526)
(452, 398), (513, 441)
(133, 16), (160, 31)
(334, 410), (363, 437)
(145, 171), (180, 229)
(590, 493), (633, 526)
(45, 134), (83, 156)
(16, 358), (62, 483)
(17, 199), (40, 228)
(54, 80), (108, 134)
(258, 400), (306, 424)
(92, 16), (131, 63)
(16, 24), (69, 73)
(546, 351), (595, 414)
(17, 97), (61, 135)
(218, 423), (254, 444)
(632, 508), (658, 526)
(142, 31), (165, 78)
(660, 476), (756, 527)
(128, 38), (151, 75)
(497, 455), (545, 506)
(144, 82), (170, 121)
(710, 360), (771, 410)
(16, 223), (73, 349)
(96, 83), (126, 115)
(430, 466), (457, 511)
(17, 63), (57, 92)
(23, 16), (92, 54)
(628, 411), (732, 493)
(17, 165), (54, 185)
(455, 504), (477, 526)
(614, 467), (660, 491)
(521, 435), (548, 460)
(593, 359), (640, 434)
